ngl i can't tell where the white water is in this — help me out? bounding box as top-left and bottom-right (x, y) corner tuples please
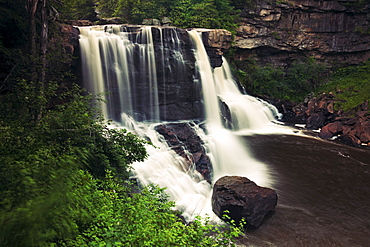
(79, 26), (283, 221)
(188, 30), (274, 187)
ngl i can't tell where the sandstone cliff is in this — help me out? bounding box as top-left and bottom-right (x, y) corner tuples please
(234, 0), (370, 68)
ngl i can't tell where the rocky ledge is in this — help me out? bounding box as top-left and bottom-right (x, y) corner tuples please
(234, 0), (370, 68)
(63, 21), (232, 68)
(273, 95), (370, 147)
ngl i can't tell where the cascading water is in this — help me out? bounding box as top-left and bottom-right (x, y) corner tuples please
(78, 25), (281, 221)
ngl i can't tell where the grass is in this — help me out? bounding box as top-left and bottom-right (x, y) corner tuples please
(317, 61), (370, 112)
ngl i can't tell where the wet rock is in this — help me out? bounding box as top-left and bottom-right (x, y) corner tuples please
(319, 121), (343, 139)
(308, 98), (370, 146)
(161, 17), (173, 26)
(142, 18), (161, 25)
(339, 130), (362, 146)
(306, 111), (326, 130)
(212, 176), (277, 228)
(155, 123), (212, 182)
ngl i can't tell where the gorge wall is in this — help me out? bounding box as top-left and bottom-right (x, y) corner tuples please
(64, 0), (370, 72)
(234, 0), (370, 68)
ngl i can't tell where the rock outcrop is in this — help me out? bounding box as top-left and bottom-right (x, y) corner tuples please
(274, 94), (370, 146)
(319, 101), (370, 146)
(234, 0), (370, 68)
(155, 123), (212, 182)
(212, 176), (278, 228)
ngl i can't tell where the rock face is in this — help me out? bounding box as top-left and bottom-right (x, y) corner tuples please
(72, 24), (232, 121)
(200, 29), (233, 67)
(212, 176), (278, 228)
(234, 0), (370, 68)
(155, 123), (212, 182)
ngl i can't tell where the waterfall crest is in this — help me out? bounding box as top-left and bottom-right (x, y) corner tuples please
(78, 25), (280, 221)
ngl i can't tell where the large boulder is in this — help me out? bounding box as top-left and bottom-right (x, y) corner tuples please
(212, 176), (277, 228)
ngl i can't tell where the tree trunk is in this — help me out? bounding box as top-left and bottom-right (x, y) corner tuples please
(26, 0), (48, 121)
(26, 0), (39, 82)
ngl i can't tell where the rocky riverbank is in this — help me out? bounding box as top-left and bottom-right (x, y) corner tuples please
(271, 94), (370, 147)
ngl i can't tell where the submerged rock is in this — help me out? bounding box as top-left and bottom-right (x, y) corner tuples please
(212, 176), (277, 228)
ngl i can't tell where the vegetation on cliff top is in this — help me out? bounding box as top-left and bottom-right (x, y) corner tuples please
(57, 0), (241, 32)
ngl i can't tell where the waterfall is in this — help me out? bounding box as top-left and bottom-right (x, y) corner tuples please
(78, 25), (280, 221)
(188, 30), (273, 186)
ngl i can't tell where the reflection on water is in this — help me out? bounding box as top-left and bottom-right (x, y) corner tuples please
(237, 134), (370, 247)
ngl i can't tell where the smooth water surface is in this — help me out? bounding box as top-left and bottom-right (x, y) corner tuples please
(237, 134), (370, 247)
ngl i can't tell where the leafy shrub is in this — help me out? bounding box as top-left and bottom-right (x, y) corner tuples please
(90, 0), (240, 33)
(0, 82), (147, 246)
(229, 57), (328, 101)
(61, 173), (243, 247)
(317, 60), (370, 111)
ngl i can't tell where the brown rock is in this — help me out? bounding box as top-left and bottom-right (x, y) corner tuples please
(339, 133), (361, 147)
(212, 176), (277, 228)
(319, 121), (343, 139)
(356, 120), (370, 143)
(306, 112), (326, 129)
(356, 111), (369, 119)
(155, 123), (212, 182)
(327, 102), (335, 114)
(360, 101), (369, 111)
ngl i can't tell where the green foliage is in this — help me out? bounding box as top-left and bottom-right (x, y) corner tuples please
(229, 0), (256, 9)
(0, 80), (149, 246)
(229, 57), (328, 101)
(96, 0), (167, 23)
(61, 174), (243, 247)
(285, 57), (327, 96)
(55, 0), (97, 20)
(0, 0), (28, 91)
(93, 0), (239, 32)
(317, 60), (370, 111)
(170, 0), (240, 33)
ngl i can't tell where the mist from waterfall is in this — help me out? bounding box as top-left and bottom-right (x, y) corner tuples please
(78, 25), (281, 221)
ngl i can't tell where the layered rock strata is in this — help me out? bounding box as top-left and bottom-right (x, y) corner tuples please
(234, 0), (370, 68)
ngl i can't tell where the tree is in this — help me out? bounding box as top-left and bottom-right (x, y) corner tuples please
(0, 83), (149, 246)
(56, 0), (97, 20)
(170, 0), (239, 32)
